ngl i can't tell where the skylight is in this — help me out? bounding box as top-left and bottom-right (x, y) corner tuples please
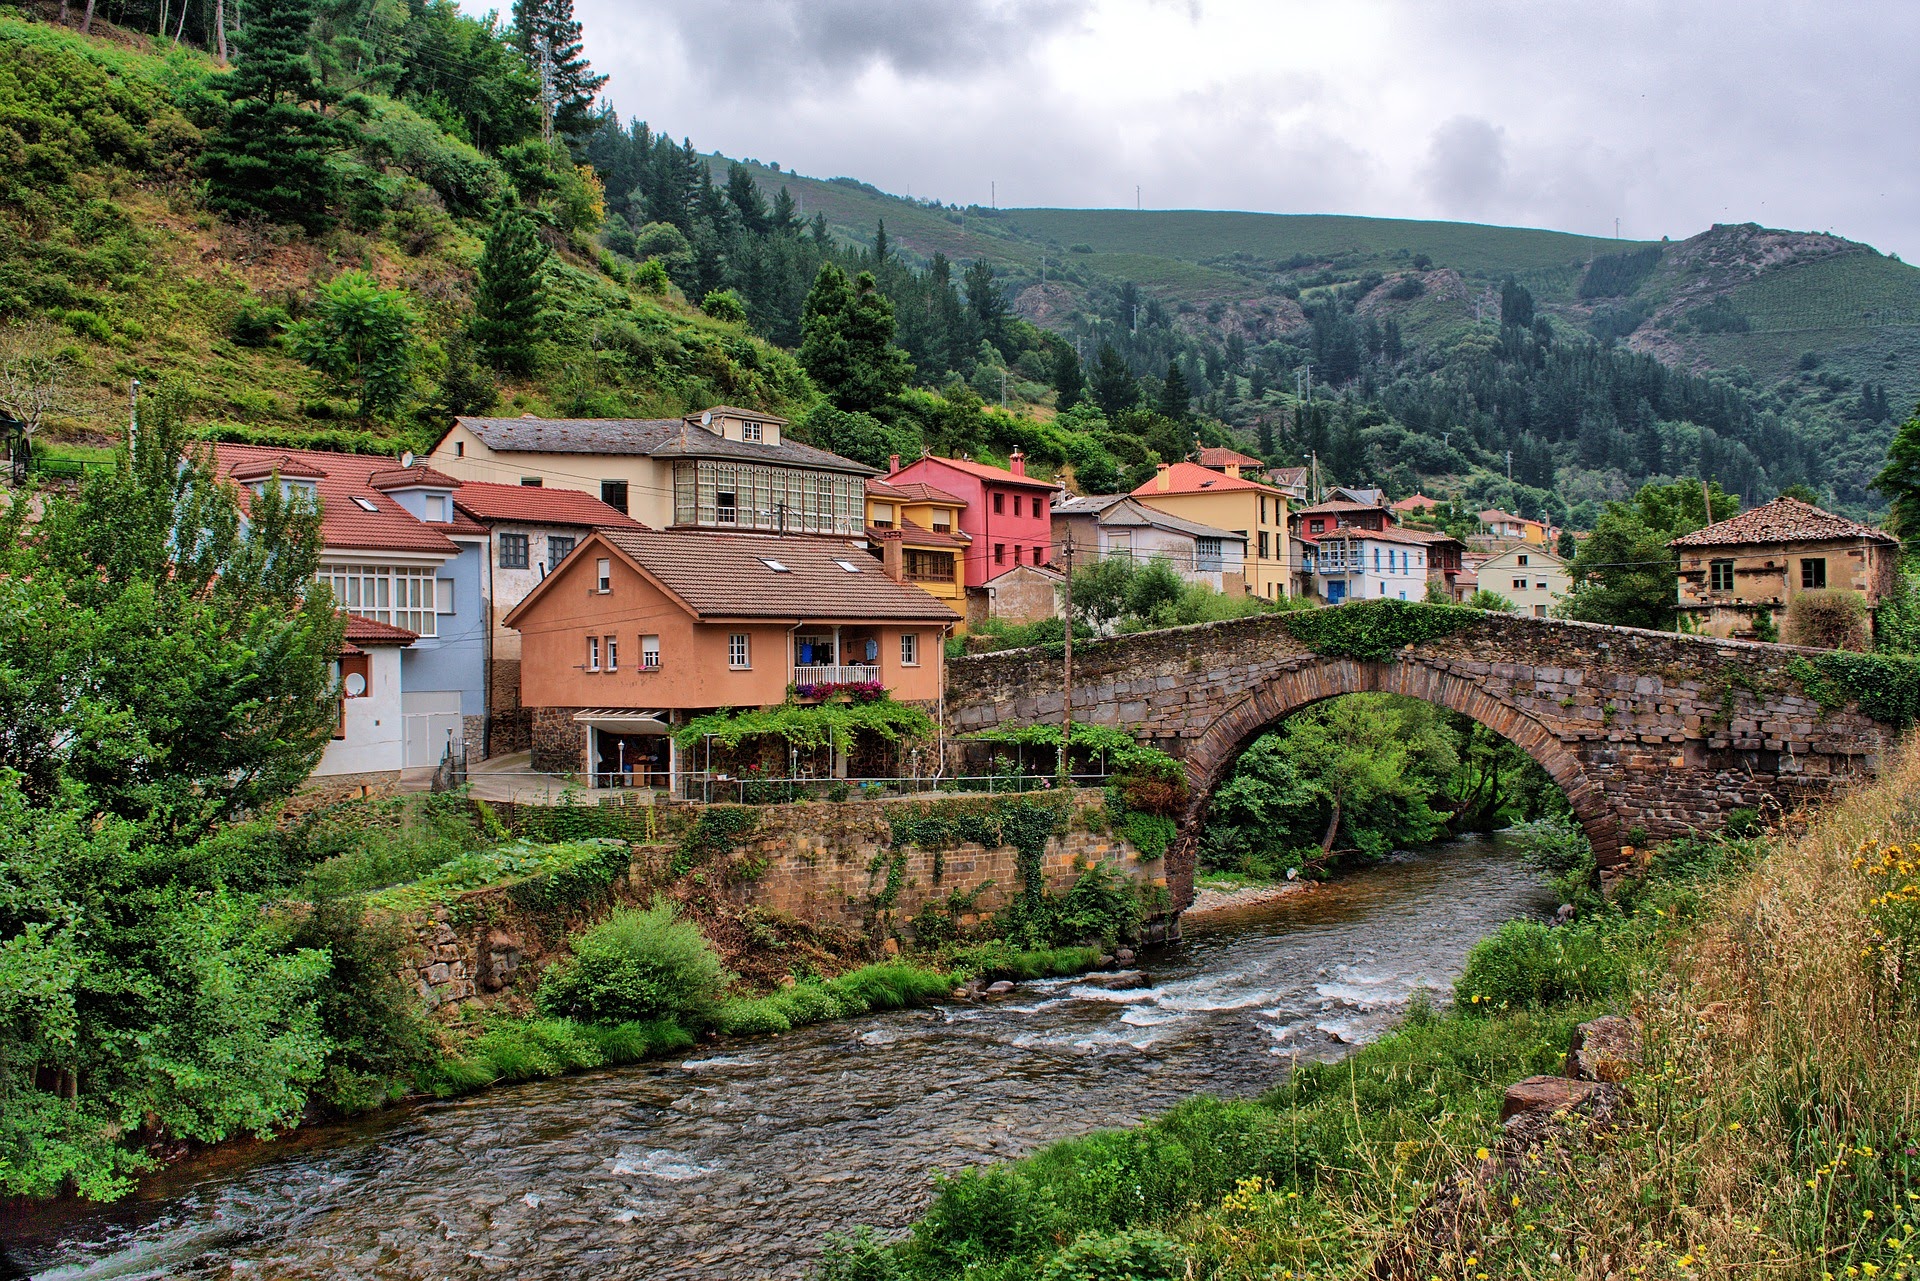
(834, 559), (861, 573)
(351, 496), (379, 512)
(759, 558), (790, 573)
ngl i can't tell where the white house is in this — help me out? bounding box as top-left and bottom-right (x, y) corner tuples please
(1479, 545), (1572, 617)
(1052, 494), (1249, 595)
(1312, 524), (1434, 604)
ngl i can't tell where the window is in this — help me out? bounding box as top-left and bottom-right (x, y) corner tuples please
(1517, 554), (1530, 566)
(900, 632), (920, 666)
(672, 461), (864, 536)
(1258, 531), (1270, 559)
(1513, 578), (1528, 590)
(588, 635), (601, 671)
(520, 477), (542, 487)
(1534, 605), (1548, 617)
(455, 441), (464, 457)
(1310, 518), (1327, 534)
(872, 503), (894, 529)
(548, 535), (576, 565)
(931, 513), (951, 533)
(796, 634), (836, 665)
(716, 489), (737, 524)
(834, 559), (861, 573)
(741, 421), (763, 442)
(604, 635), (618, 671)
(1801, 557), (1827, 589)
(905, 548), (955, 582)
(596, 557), (612, 593)
(641, 635), (661, 669)
(351, 496), (379, 513)
(993, 493), (1005, 514)
(995, 543), (1006, 565)
(1260, 497), (1267, 524)
(499, 533), (530, 568)
(437, 578), (456, 614)
(1196, 537), (1224, 573)
(729, 633), (751, 669)
(1372, 548), (1380, 570)
(1013, 545), (1023, 564)
(1034, 546), (1046, 566)
(759, 557), (790, 573)
(1710, 559), (1735, 591)
(425, 495), (447, 522)
(1012, 495), (1022, 517)
(600, 480), (628, 514)
(316, 564), (438, 636)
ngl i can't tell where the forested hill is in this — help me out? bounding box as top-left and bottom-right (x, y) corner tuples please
(5, 0), (1916, 532)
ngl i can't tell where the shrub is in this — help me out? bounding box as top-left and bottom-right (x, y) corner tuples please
(633, 258), (670, 294)
(283, 898), (436, 1113)
(1054, 863), (1145, 946)
(716, 996), (792, 1036)
(1787, 588), (1870, 651)
(817, 1227), (906, 1281)
(773, 982), (846, 1024)
(1038, 1229), (1187, 1281)
(701, 288), (748, 323)
(825, 962), (955, 1013)
(230, 300), (290, 348)
(1455, 919), (1623, 1008)
(947, 941), (1100, 983)
(536, 899), (731, 1027)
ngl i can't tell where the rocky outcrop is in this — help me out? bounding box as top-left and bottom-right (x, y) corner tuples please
(1565, 1013), (1643, 1083)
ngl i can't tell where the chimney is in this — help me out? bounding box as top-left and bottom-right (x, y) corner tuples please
(1155, 461), (1171, 491)
(880, 533), (904, 582)
(888, 453), (900, 475)
(1009, 448), (1025, 477)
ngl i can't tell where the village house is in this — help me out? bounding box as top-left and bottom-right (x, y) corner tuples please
(502, 528), (958, 790)
(211, 445), (489, 782)
(446, 480), (643, 756)
(1194, 445), (1265, 480)
(427, 406), (874, 536)
(1478, 544), (1572, 617)
(1131, 460), (1292, 600)
(864, 476), (969, 619)
(1392, 492), (1440, 516)
(1264, 465), (1311, 502)
(1478, 508), (1549, 545)
(1312, 523), (1436, 604)
(1052, 494), (1249, 595)
(1291, 496), (1395, 540)
(1395, 527), (1470, 602)
(1671, 496), (1900, 641)
(883, 449), (1061, 586)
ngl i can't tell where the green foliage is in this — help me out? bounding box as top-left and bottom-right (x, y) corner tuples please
(1053, 862), (1147, 947)
(672, 806), (759, 878)
(535, 899), (731, 1028)
(1786, 587), (1871, 650)
(1874, 409), (1920, 539)
(1037, 1229), (1187, 1281)
(1563, 480), (1741, 631)
(1278, 598), (1478, 662)
(1455, 919), (1625, 1009)
(362, 837), (625, 912)
(701, 288), (748, 323)
(962, 722), (1180, 779)
(288, 270), (418, 420)
(470, 202), (549, 375)
(283, 898), (437, 1113)
(944, 942), (1102, 984)
(1789, 651), (1920, 727)
(676, 698), (937, 757)
(1467, 588), (1515, 612)
(1070, 554), (1268, 634)
(799, 263), (913, 412)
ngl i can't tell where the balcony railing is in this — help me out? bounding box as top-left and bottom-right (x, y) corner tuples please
(794, 664), (881, 685)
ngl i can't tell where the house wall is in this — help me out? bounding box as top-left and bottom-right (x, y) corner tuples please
(1317, 536), (1428, 603)
(1133, 489), (1290, 600)
(397, 538), (486, 723)
(1074, 520), (1247, 596)
(888, 458), (1054, 587)
(1676, 538), (1899, 640)
(317, 645), (405, 776)
(1481, 547), (1571, 618)
(512, 545), (946, 714)
(428, 425), (674, 525)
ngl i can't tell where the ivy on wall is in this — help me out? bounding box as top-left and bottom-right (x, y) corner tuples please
(1280, 599), (1480, 663)
(1789, 652), (1920, 728)
(674, 698), (936, 755)
(671, 806), (760, 878)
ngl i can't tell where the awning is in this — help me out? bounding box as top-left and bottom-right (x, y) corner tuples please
(573, 709), (673, 734)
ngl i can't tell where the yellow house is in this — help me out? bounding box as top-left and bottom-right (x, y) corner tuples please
(865, 477), (969, 622)
(1480, 545), (1571, 617)
(1131, 461), (1291, 600)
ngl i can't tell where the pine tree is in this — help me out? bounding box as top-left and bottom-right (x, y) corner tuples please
(1874, 408), (1920, 539)
(724, 163), (767, 234)
(199, 0), (349, 232)
(963, 259), (1009, 357)
(1500, 276), (1535, 329)
(1051, 344), (1085, 411)
(770, 187), (798, 234)
(1090, 344), (1138, 418)
(471, 203), (550, 376)
(1157, 359), (1191, 422)
(798, 264), (912, 413)
(513, 0), (606, 139)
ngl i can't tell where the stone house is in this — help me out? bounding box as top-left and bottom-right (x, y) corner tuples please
(1671, 496), (1900, 641)
(965, 562), (1065, 629)
(1051, 494), (1248, 595)
(1478, 544), (1572, 617)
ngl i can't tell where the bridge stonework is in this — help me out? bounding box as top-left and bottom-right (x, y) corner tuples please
(944, 612), (1895, 911)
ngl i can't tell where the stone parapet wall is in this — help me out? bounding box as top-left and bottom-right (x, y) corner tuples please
(529, 705), (585, 775)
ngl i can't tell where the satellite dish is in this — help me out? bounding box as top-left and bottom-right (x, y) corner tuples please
(700, 411), (712, 427)
(343, 672), (367, 697)
(400, 451), (416, 468)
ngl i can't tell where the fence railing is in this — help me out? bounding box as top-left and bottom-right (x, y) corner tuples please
(680, 771), (1112, 805)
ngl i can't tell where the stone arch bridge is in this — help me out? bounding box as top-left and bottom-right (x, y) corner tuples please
(944, 609), (1898, 911)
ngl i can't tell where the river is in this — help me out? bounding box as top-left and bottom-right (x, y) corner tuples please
(4, 834), (1554, 1280)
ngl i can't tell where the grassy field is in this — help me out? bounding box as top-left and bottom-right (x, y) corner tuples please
(1731, 248), (1920, 332)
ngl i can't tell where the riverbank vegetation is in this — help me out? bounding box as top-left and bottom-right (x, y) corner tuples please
(816, 738), (1920, 1281)
(1203, 692), (1573, 881)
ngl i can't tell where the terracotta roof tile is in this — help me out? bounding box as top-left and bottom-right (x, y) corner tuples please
(1295, 498), (1389, 516)
(903, 455), (1062, 491)
(1130, 461), (1283, 497)
(341, 613), (419, 645)
(1319, 522), (1444, 547)
(598, 529), (959, 622)
(453, 480), (645, 529)
(1195, 446), (1264, 469)
(368, 464), (464, 490)
(866, 477), (967, 506)
(870, 516), (970, 548)
(229, 453), (329, 482)
(1670, 496), (1897, 548)
(209, 443), (461, 556)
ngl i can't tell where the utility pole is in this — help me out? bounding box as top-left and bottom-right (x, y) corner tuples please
(991, 180), (995, 209)
(1701, 477), (1714, 526)
(1059, 538), (1073, 783)
(538, 36), (555, 143)
(1505, 449), (1513, 481)
(1136, 185), (1141, 211)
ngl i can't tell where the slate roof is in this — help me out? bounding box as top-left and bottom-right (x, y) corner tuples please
(593, 528), (959, 622)
(1132, 461), (1283, 496)
(1669, 496), (1897, 549)
(453, 481), (645, 529)
(209, 443), (464, 556)
(452, 415), (874, 474)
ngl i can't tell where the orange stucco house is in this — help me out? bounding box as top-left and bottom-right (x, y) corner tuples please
(502, 527), (959, 789)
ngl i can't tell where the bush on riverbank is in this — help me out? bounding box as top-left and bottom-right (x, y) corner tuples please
(535, 899), (731, 1028)
(817, 743), (1917, 1280)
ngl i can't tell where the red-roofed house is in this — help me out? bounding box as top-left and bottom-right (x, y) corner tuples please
(1311, 523), (1442, 604)
(883, 449), (1061, 589)
(1670, 496), (1900, 642)
(209, 444), (488, 780)
(1195, 446), (1265, 479)
(864, 477), (968, 618)
(1132, 461), (1292, 599)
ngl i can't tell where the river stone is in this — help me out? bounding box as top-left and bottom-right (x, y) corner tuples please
(1565, 1014), (1642, 1083)
(1075, 970), (1148, 991)
(985, 980), (1015, 994)
(1499, 1075), (1603, 1121)
(1114, 948), (1136, 964)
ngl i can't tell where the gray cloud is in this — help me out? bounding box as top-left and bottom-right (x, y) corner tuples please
(1421, 117), (1508, 217)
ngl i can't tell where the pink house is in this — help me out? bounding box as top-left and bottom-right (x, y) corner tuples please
(886, 450), (1062, 588)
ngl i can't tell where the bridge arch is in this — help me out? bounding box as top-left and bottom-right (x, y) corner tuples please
(1172, 656), (1623, 908)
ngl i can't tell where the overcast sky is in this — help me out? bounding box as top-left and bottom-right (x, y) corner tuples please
(553, 0), (1919, 259)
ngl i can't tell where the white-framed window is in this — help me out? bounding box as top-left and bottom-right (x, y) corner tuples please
(641, 635), (661, 669)
(1513, 578), (1527, 590)
(604, 635), (618, 671)
(425, 495), (447, 522)
(588, 635), (601, 671)
(596, 558), (612, 593)
(436, 578), (456, 614)
(741, 421), (763, 442)
(317, 564), (438, 636)
(729, 633), (751, 669)
(900, 632), (920, 666)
